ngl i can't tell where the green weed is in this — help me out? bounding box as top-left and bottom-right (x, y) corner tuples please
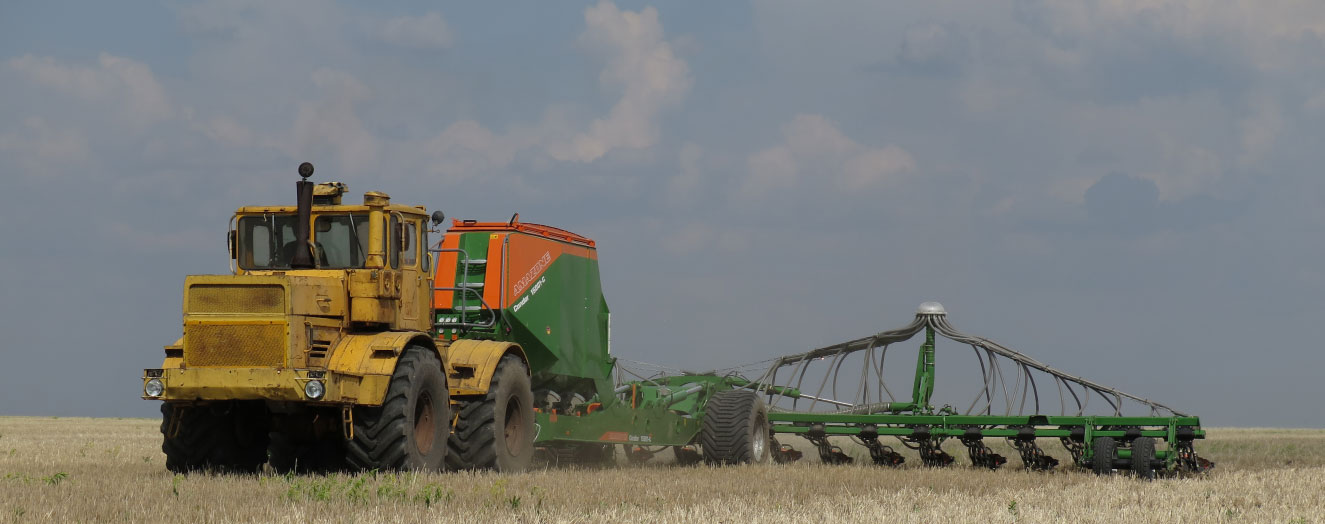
(42, 472), (68, 486)
(414, 483), (453, 508)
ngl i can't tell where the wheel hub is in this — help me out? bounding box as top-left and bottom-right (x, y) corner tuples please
(414, 391), (435, 455)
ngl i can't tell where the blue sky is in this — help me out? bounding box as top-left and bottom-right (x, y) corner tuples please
(2, 1), (1324, 426)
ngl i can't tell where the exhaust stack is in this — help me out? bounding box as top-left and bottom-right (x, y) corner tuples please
(290, 162), (316, 269)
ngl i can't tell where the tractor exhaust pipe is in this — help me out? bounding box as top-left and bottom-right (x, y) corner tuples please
(290, 162), (316, 269)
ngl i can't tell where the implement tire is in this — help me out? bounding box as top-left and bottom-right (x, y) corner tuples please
(1091, 436), (1116, 476)
(161, 401), (268, 474)
(345, 345), (449, 471)
(447, 354), (535, 472)
(1131, 437), (1156, 480)
(700, 389), (771, 465)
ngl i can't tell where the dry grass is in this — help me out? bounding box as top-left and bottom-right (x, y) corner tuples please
(0, 416), (1322, 523)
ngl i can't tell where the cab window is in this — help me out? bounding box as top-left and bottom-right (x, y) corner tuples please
(313, 214), (370, 269)
(236, 215), (300, 269)
(385, 217), (423, 269)
(400, 221), (418, 267)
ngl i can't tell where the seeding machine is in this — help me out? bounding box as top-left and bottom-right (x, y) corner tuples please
(141, 163), (1211, 479)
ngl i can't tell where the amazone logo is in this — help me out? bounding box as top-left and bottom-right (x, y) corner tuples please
(512, 251), (551, 296)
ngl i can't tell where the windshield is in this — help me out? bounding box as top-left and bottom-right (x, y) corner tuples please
(313, 214), (370, 268)
(237, 213), (370, 270)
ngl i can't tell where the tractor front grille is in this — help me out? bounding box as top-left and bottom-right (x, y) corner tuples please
(187, 283), (285, 314)
(183, 322), (287, 367)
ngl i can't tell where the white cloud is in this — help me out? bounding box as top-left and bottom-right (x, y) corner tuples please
(742, 114), (915, 199)
(376, 12), (454, 49)
(399, 0), (692, 180)
(843, 146), (918, 190)
(551, 1), (692, 162)
(8, 53), (173, 127)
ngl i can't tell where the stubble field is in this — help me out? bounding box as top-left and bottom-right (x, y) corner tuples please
(0, 417), (1321, 523)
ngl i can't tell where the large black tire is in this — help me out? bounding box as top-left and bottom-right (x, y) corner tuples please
(344, 345), (449, 471)
(700, 390), (771, 465)
(268, 433), (346, 474)
(1131, 437), (1156, 480)
(1091, 436), (1117, 475)
(161, 401), (269, 474)
(447, 354), (535, 472)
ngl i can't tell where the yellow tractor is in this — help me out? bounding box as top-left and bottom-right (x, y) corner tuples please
(142, 162), (518, 473)
(143, 162), (763, 475)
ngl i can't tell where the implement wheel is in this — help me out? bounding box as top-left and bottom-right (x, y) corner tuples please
(1091, 436), (1116, 475)
(1131, 437), (1156, 480)
(447, 354), (535, 472)
(700, 389), (771, 465)
(161, 401), (268, 474)
(345, 345), (449, 471)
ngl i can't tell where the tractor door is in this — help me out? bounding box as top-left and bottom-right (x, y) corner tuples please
(393, 215), (430, 331)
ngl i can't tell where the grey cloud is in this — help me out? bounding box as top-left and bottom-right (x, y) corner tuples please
(8, 53), (174, 127)
(375, 12), (455, 50)
(741, 114), (915, 202)
(891, 22), (972, 76)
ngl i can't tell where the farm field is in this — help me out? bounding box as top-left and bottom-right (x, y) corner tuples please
(1, 417), (1322, 523)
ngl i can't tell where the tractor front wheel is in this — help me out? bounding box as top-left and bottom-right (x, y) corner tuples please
(161, 401), (269, 474)
(344, 345), (449, 471)
(268, 432), (346, 474)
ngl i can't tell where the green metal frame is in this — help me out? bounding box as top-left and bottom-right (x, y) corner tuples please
(763, 324), (1206, 472)
(534, 373), (743, 447)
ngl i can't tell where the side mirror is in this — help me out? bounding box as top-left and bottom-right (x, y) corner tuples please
(227, 230), (237, 260)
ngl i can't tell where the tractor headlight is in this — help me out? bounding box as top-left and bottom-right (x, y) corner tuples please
(144, 378), (164, 398)
(304, 379), (325, 400)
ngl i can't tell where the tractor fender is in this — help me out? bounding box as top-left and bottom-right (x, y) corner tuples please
(326, 331), (441, 405)
(445, 339), (527, 397)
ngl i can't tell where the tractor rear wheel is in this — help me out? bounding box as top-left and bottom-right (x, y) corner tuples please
(700, 389), (772, 465)
(1131, 437), (1156, 480)
(345, 345), (449, 471)
(447, 354), (535, 472)
(1091, 436), (1116, 475)
(161, 401), (268, 474)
